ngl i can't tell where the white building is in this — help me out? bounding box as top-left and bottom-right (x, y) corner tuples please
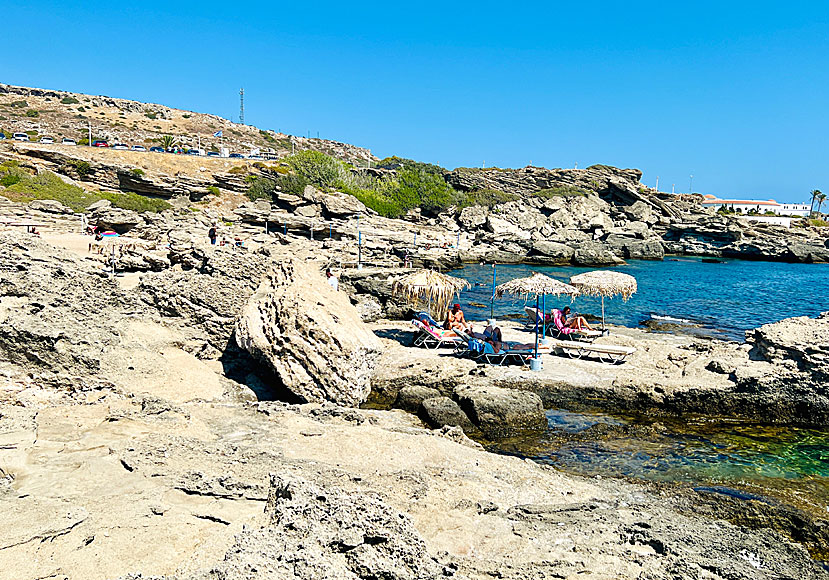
(700, 195), (810, 217)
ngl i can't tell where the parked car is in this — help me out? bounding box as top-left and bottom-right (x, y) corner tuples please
(0, 133), (6, 140)
(131, 145), (147, 152)
(228, 153), (244, 159)
(93, 140), (108, 147)
(112, 143), (129, 150)
(13, 133), (30, 142)
(206, 151), (220, 157)
(61, 138), (77, 145)
(149, 146), (165, 153)
(40, 137), (55, 144)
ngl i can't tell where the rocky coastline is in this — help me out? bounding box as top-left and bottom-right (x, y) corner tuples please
(0, 198), (828, 578)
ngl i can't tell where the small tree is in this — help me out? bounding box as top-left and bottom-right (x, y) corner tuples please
(809, 189), (822, 216)
(818, 193), (827, 216)
(160, 135), (177, 151)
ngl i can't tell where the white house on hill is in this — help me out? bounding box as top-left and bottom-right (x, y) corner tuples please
(700, 195), (810, 217)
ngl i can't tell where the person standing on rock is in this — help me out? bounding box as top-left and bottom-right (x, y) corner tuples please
(208, 225), (218, 245)
(326, 268), (339, 291)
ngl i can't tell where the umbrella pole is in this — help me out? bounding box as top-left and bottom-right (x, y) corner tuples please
(601, 296), (605, 331)
(534, 294), (539, 361)
(542, 293), (546, 337)
(490, 264), (496, 319)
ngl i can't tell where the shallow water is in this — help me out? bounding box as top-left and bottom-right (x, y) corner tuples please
(492, 410), (829, 514)
(450, 258), (829, 340)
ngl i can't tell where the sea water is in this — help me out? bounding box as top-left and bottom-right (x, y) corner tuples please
(448, 258), (829, 516)
(450, 257), (829, 340)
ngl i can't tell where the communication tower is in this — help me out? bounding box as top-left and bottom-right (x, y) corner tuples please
(239, 88), (245, 125)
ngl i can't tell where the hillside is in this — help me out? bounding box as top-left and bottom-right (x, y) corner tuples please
(0, 82), (374, 165)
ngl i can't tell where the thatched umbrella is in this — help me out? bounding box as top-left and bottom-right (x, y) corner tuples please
(392, 269), (471, 320)
(495, 273), (579, 367)
(569, 270), (637, 331)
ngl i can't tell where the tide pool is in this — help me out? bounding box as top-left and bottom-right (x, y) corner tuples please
(450, 258), (829, 340)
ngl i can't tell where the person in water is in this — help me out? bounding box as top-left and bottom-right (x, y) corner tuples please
(561, 306), (594, 331)
(445, 304), (472, 332)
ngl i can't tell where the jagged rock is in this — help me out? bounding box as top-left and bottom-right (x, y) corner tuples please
(86, 199), (112, 211)
(395, 386), (440, 413)
(530, 240), (575, 264)
(321, 191), (366, 217)
(454, 385), (547, 439)
(28, 199), (73, 214)
(90, 206), (142, 233)
(235, 260), (382, 406)
(459, 205), (488, 228)
(573, 242), (624, 266)
(296, 204), (321, 218)
(420, 396), (475, 431)
(486, 215), (531, 239)
(353, 294), (383, 322)
(199, 474), (447, 580)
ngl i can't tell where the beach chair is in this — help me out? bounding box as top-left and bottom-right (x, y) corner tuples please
(468, 338), (551, 366)
(411, 319), (464, 349)
(416, 311), (442, 328)
(551, 339), (635, 364)
(523, 306), (550, 330)
(549, 309), (602, 343)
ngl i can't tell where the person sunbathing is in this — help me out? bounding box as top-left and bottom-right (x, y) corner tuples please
(561, 306), (594, 331)
(483, 319), (503, 352)
(445, 304), (472, 332)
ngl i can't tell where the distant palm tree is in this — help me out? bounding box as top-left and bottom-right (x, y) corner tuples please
(809, 189), (822, 216)
(160, 135), (177, 151)
(818, 193), (827, 216)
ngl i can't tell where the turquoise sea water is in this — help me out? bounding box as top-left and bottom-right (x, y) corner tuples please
(449, 258), (829, 340)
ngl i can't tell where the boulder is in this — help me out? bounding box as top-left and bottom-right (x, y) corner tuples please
(28, 199), (73, 214)
(86, 199), (112, 212)
(454, 385), (547, 439)
(235, 261), (382, 406)
(321, 192), (366, 217)
(296, 204), (321, 218)
(420, 396), (475, 431)
(90, 206), (142, 233)
(486, 216), (531, 240)
(395, 386), (441, 413)
(573, 242), (624, 266)
(353, 294), (383, 322)
(530, 240), (575, 264)
(625, 200), (652, 222)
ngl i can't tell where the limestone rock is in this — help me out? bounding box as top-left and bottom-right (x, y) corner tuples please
(530, 240), (575, 264)
(454, 385), (547, 439)
(321, 191), (366, 217)
(395, 386), (440, 413)
(235, 261), (382, 406)
(90, 206), (142, 233)
(86, 198), (112, 211)
(420, 396), (475, 431)
(28, 199), (73, 214)
(459, 205), (488, 228)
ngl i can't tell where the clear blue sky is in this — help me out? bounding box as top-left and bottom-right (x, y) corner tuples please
(2, 1), (828, 202)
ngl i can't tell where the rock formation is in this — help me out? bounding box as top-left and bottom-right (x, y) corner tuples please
(235, 260), (382, 406)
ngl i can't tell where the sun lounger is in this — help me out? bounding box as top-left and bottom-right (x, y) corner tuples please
(523, 306), (548, 330)
(411, 319), (464, 349)
(551, 339), (635, 364)
(416, 311), (442, 328)
(549, 309), (602, 343)
(468, 338), (552, 366)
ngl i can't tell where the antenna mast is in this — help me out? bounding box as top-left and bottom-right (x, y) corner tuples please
(239, 88), (245, 125)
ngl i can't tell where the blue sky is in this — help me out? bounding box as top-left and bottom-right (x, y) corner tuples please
(2, 1), (828, 202)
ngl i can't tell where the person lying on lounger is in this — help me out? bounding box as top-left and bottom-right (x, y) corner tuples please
(561, 306), (595, 331)
(445, 304), (472, 332)
(483, 319), (503, 352)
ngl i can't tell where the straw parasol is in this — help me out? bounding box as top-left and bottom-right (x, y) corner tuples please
(495, 273), (579, 367)
(392, 269), (471, 319)
(569, 270), (637, 330)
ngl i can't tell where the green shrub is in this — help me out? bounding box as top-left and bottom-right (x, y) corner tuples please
(99, 191), (172, 213)
(278, 173), (309, 196)
(77, 106), (86, 112)
(206, 185), (220, 196)
(806, 218), (829, 227)
(182, 114), (191, 119)
(60, 96), (80, 105)
(283, 150), (343, 189)
(130, 168), (145, 177)
(68, 160), (91, 178)
(0, 174), (21, 187)
(247, 177), (278, 201)
(145, 111), (157, 120)
(453, 188), (518, 208)
(533, 186), (587, 199)
(9, 100), (27, 108)
(375, 156), (444, 175)
(395, 168), (452, 214)
(25, 110), (39, 118)
(228, 165), (248, 175)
